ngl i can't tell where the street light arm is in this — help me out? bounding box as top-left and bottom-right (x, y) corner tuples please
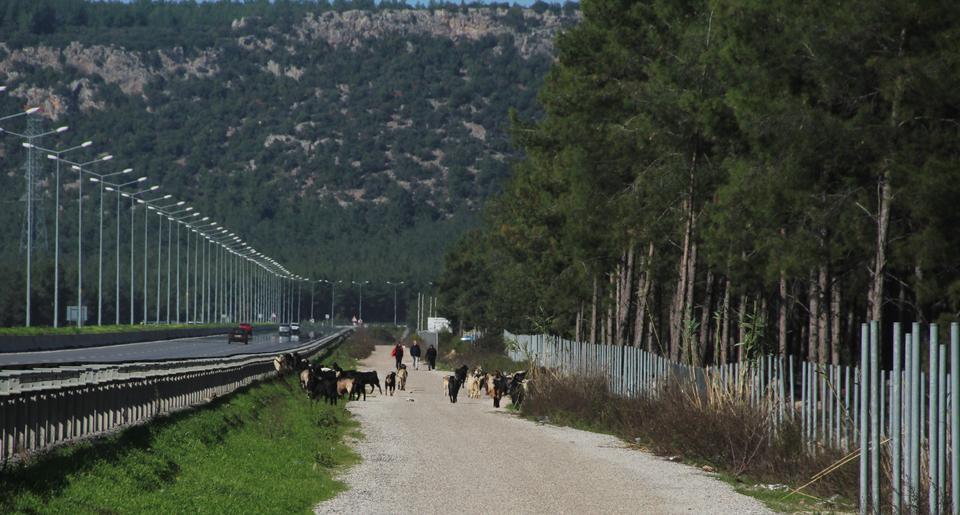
(0, 107), (40, 123)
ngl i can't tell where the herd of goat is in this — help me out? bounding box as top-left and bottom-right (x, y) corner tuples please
(444, 364), (528, 408)
(272, 352), (529, 409)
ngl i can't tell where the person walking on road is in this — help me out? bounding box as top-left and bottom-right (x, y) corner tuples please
(410, 340), (422, 369)
(391, 341), (404, 370)
(425, 344), (437, 371)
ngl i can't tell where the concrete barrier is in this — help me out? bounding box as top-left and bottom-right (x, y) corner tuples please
(0, 325), (277, 354)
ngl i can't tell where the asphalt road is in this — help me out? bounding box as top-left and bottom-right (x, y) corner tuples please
(0, 331), (328, 367)
(315, 345), (771, 514)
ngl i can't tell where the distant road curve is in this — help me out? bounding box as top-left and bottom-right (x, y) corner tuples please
(0, 331), (327, 368)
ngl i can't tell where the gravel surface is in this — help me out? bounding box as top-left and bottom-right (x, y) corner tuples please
(315, 345), (772, 514)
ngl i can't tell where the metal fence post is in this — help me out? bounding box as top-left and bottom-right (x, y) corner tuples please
(893, 322), (902, 514)
(931, 324), (940, 515)
(861, 323), (869, 515)
(939, 343), (946, 514)
(912, 324), (922, 506)
(952, 323), (959, 515)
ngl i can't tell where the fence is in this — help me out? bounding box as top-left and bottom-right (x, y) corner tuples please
(0, 327), (353, 463)
(506, 322), (960, 515)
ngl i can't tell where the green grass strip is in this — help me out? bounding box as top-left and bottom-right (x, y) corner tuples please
(0, 351), (359, 514)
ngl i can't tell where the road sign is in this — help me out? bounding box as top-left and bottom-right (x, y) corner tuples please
(66, 306), (87, 323)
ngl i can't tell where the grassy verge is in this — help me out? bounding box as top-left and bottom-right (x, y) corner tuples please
(0, 323), (273, 337)
(0, 347), (359, 514)
(521, 370), (857, 513)
(435, 332), (524, 372)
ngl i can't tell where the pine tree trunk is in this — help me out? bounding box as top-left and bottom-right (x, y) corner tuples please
(699, 269), (714, 365)
(807, 271), (819, 363)
(868, 178), (891, 324)
(620, 246), (635, 346)
(671, 199), (694, 362)
(632, 244), (649, 348)
(606, 273), (614, 345)
(590, 276), (597, 345)
(867, 29), (904, 326)
(831, 284), (841, 365)
(685, 242), (698, 365)
(778, 269), (788, 356)
(719, 278), (731, 365)
(575, 303), (582, 343)
(817, 266), (828, 365)
(737, 293), (747, 362)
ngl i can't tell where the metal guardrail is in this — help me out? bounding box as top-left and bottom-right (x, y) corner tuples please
(0, 327), (354, 463)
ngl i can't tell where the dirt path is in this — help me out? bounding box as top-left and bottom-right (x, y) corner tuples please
(315, 345), (771, 514)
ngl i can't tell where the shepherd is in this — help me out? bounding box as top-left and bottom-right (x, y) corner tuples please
(425, 344), (437, 371)
(410, 339), (422, 370)
(390, 341), (404, 370)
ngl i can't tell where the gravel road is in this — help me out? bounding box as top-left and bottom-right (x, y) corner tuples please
(315, 345), (772, 514)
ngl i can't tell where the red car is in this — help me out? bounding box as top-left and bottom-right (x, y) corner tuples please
(238, 323), (253, 337)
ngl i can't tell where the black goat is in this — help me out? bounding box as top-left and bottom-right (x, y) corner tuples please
(454, 365), (469, 391)
(447, 375), (462, 403)
(508, 370), (527, 408)
(336, 370), (382, 400)
(492, 372), (510, 408)
(308, 376), (339, 406)
(384, 372), (397, 396)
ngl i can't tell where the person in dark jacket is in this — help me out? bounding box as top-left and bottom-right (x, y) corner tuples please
(425, 344), (437, 371)
(410, 341), (422, 369)
(391, 342), (404, 370)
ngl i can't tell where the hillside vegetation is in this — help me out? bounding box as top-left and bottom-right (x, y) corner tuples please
(0, 1), (580, 325)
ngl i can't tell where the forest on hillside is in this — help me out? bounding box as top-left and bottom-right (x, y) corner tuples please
(437, 0), (960, 365)
(0, 1), (579, 326)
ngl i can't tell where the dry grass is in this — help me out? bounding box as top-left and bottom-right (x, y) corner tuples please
(522, 368), (858, 501)
(438, 333), (523, 373)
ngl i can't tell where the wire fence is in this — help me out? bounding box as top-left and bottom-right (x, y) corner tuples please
(506, 321), (960, 514)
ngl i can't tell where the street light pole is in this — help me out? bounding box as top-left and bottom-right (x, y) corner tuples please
(104, 176), (147, 326)
(29, 140), (92, 327)
(387, 281), (404, 326)
(1, 114), (64, 326)
(352, 280), (369, 323)
(66, 155), (112, 327)
(330, 280), (339, 326)
(86, 168), (131, 326)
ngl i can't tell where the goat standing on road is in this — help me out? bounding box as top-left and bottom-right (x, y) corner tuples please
(447, 376), (462, 403)
(384, 372), (397, 396)
(397, 365), (408, 391)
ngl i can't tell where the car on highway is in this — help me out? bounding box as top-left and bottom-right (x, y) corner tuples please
(278, 324), (291, 337)
(290, 323), (301, 336)
(227, 328), (249, 344)
(238, 323), (253, 337)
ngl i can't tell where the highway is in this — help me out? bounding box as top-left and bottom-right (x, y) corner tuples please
(0, 331), (329, 368)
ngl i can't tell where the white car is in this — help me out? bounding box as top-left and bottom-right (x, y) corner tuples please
(290, 323), (301, 335)
(278, 324), (291, 336)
